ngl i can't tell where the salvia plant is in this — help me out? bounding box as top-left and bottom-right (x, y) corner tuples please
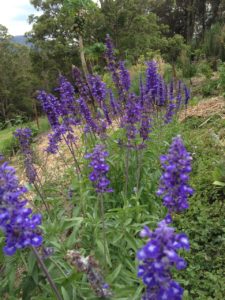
(0, 36), (194, 300)
(0, 155), (42, 255)
(14, 128), (37, 184)
(137, 220), (190, 300)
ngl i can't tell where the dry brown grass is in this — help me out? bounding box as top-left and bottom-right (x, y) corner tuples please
(179, 96), (225, 122)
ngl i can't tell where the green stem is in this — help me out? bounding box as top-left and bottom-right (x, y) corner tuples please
(32, 247), (63, 300)
(125, 147), (130, 197)
(136, 148), (143, 192)
(62, 135), (81, 176)
(33, 182), (52, 220)
(99, 193), (107, 267)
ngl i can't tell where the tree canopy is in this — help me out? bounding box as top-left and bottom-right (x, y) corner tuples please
(0, 0), (225, 124)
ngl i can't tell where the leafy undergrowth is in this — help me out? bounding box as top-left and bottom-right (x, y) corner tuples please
(174, 115), (225, 299)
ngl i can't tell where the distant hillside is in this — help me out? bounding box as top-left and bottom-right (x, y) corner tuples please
(12, 35), (32, 47)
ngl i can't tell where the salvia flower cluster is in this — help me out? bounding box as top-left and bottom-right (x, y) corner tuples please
(157, 136), (194, 214)
(14, 128), (37, 184)
(66, 250), (112, 298)
(36, 35), (191, 156)
(137, 136), (193, 299)
(0, 158), (42, 255)
(85, 145), (113, 193)
(37, 76), (79, 154)
(137, 220), (189, 300)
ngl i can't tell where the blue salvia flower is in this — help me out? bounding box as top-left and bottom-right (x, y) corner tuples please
(183, 84), (191, 107)
(56, 76), (79, 140)
(102, 103), (112, 125)
(105, 35), (126, 102)
(14, 128), (37, 184)
(46, 126), (65, 154)
(122, 93), (141, 140)
(119, 61), (131, 91)
(78, 97), (98, 133)
(72, 66), (93, 104)
(66, 250), (112, 298)
(0, 158), (42, 255)
(14, 128), (32, 156)
(88, 75), (107, 106)
(139, 74), (145, 107)
(42, 246), (54, 260)
(105, 35), (120, 88)
(158, 75), (166, 106)
(109, 90), (120, 116)
(145, 61), (158, 99)
(157, 136), (194, 214)
(37, 91), (60, 128)
(137, 219), (190, 300)
(85, 145), (113, 193)
(39, 77), (79, 154)
(56, 76), (80, 127)
(164, 81), (176, 124)
(140, 115), (152, 141)
(176, 81), (182, 111)
(88, 75), (112, 125)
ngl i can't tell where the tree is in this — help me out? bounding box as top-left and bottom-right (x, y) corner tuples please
(63, 0), (99, 76)
(96, 0), (169, 61)
(0, 25), (37, 124)
(28, 0), (99, 84)
(148, 0), (225, 43)
(0, 24), (11, 41)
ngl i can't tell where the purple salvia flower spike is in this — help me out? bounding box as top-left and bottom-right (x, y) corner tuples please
(0, 160), (42, 255)
(122, 93), (141, 140)
(176, 80), (182, 111)
(164, 81), (176, 124)
(37, 91), (60, 128)
(145, 61), (158, 99)
(157, 136), (194, 214)
(14, 128), (37, 184)
(85, 145), (113, 194)
(184, 84), (191, 107)
(137, 219), (189, 300)
(119, 61), (131, 91)
(109, 89), (120, 115)
(78, 97), (98, 133)
(105, 35), (126, 102)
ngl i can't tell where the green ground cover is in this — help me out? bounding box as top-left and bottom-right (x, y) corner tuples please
(0, 117), (49, 156)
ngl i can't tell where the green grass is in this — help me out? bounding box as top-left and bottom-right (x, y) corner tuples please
(0, 117), (50, 157)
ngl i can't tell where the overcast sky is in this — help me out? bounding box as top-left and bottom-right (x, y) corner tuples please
(0, 0), (37, 36)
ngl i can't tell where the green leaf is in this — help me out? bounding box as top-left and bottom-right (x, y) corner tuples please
(213, 181), (225, 187)
(61, 286), (70, 300)
(65, 218), (83, 248)
(27, 251), (36, 274)
(107, 264), (122, 282)
(96, 240), (112, 267)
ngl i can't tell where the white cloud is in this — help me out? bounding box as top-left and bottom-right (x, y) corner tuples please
(0, 0), (37, 35)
